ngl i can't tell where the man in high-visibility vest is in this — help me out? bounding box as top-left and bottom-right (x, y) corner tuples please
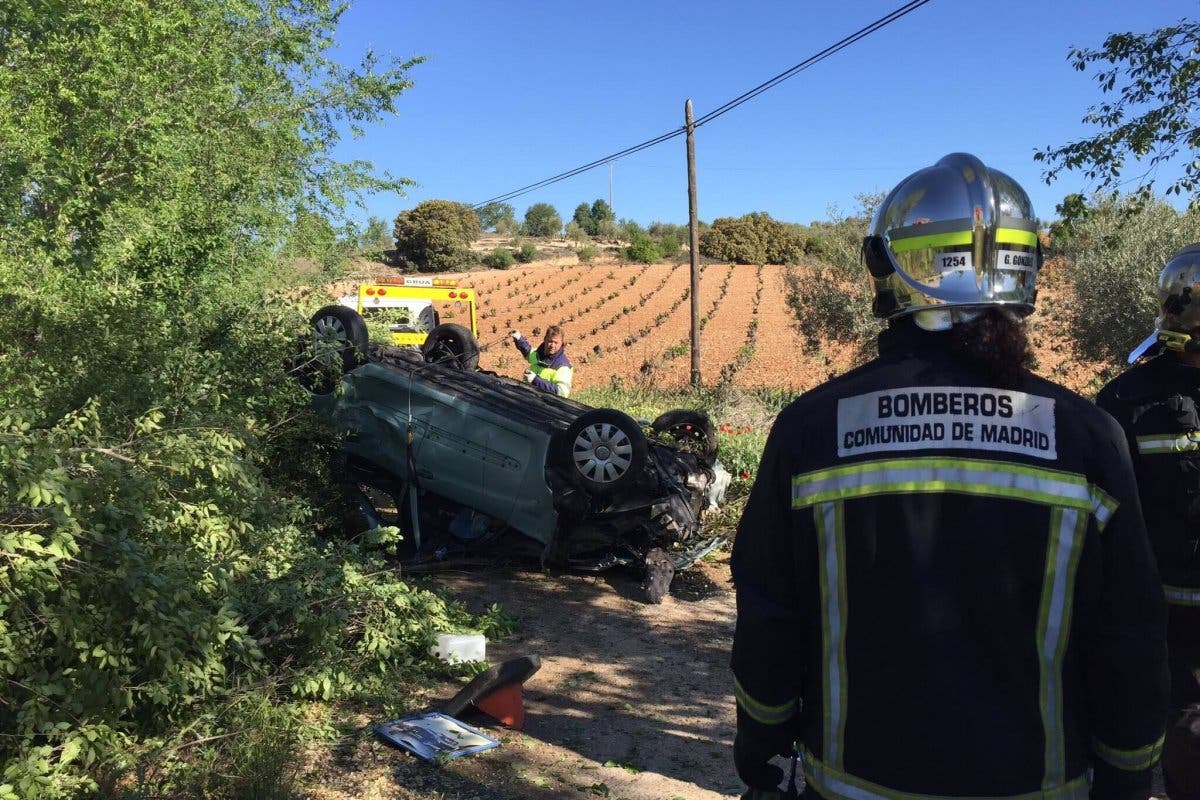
(731, 153), (1168, 800)
(511, 325), (573, 398)
(1097, 244), (1200, 800)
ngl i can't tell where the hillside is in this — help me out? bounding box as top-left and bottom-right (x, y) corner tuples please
(336, 249), (1108, 399)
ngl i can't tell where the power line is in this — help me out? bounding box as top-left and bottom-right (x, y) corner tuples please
(471, 0), (932, 209)
(692, 0), (930, 128)
(470, 128), (686, 209)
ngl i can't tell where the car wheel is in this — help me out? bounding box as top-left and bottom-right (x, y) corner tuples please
(421, 323), (480, 370)
(299, 305), (368, 393)
(650, 409), (718, 466)
(557, 408), (648, 496)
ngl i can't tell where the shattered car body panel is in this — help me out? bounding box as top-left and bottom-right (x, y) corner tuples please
(307, 326), (729, 598)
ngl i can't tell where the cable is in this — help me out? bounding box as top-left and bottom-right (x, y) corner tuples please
(693, 0), (929, 128)
(471, 128), (687, 209)
(470, 0), (933, 209)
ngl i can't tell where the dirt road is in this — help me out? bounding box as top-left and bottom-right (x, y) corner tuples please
(304, 557), (746, 800)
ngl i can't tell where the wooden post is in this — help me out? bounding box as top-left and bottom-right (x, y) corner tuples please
(685, 100), (701, 390)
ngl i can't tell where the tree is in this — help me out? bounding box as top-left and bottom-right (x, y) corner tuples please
(356, 215), (395, 259)
(1035, 21), (1200, 203)
(0, 1), (504, 794)
(590, 199), (615, 228)
(523, 202), (562, 237)
(571, 199), (615, 236)
(1055, 192), (1200, 364)
(282, 208), (355, 274)
(476, 201), (516, 234)
(393, 200), (481, 272)
(572, 202), (594, 234)
(1046, 193), (1092, 252)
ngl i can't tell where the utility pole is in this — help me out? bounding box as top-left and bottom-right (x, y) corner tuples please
(608, 161), (614, 216)
(685, 100), (701, 390)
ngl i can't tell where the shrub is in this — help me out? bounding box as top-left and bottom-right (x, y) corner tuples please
(619, 218), (645, 242)
(393, 199), (481, 272)
(625, 235), (661, 264)
(577, 244), (598, 263)
(594, 217), (618, 240)
(657, 233), (681, 259)
(483, 246), (516, 269)
(787, 193), (885, 364)
(565, 220), (588, 246)
(699, 212), (810, 265)
(514, 242), (538, 262)
(648, 221), (688, 241)
(281, 208), (355, 277)
(522, 202), (562, 237)
(1057, 192), (1200, 365)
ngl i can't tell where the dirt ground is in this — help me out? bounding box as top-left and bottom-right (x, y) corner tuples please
(301, 557), (747, 800)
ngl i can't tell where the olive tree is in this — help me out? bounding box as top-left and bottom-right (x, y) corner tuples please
(1056, 193), (1200, 366)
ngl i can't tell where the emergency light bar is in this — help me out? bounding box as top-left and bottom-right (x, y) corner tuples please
(375, 276), (459, 288)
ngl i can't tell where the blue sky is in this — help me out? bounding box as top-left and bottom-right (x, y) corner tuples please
(330, 0), (1195, 228)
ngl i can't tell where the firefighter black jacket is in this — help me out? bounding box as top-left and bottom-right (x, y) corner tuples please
(731, 320), (1168, 800)
(1096, 353), (1200, 603)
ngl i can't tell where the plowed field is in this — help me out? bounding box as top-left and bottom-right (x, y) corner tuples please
(421, 254), (1103, 397)
(456, 259), (842, 393)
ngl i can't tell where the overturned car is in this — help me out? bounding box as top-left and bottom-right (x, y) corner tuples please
(301, 305), (730, 603)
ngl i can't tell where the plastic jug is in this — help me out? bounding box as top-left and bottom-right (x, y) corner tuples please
(431, 633), (486, 664)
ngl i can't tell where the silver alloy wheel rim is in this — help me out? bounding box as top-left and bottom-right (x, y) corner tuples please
(313, 315), (348, 366)
(572, 422), (633, 484)
(314, 315), (347, 340)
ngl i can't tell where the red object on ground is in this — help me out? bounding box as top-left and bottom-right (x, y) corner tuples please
(475, 683), (525, 729)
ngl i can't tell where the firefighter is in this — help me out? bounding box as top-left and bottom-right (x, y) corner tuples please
(731, 153), (1168, 800)
(1097, 245), (1200, 800)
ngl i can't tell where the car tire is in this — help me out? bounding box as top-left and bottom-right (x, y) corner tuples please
(421, 323), (480, 370)
(300, 305), (369, 393)
(650, 409), (718, 466)
(556, 408), (648, 496)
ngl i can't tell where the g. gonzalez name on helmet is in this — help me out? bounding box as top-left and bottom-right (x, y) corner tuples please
(878, 390), (1014, 419)
(836, 386), (1057, 460)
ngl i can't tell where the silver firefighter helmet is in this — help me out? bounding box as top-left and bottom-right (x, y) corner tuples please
(1128, 243), (1200, 363)
(862, 153), (1041, 330)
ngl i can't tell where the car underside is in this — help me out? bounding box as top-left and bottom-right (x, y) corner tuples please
(302, 304), (730, 602)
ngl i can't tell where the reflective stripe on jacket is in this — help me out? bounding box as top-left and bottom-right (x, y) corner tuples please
(732, 319), (1168, 799)
(514, 334), (573, 397)
(1097, 354), (1200, 599)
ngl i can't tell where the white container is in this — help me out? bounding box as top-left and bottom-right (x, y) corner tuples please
(430, 633), (486, 664)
